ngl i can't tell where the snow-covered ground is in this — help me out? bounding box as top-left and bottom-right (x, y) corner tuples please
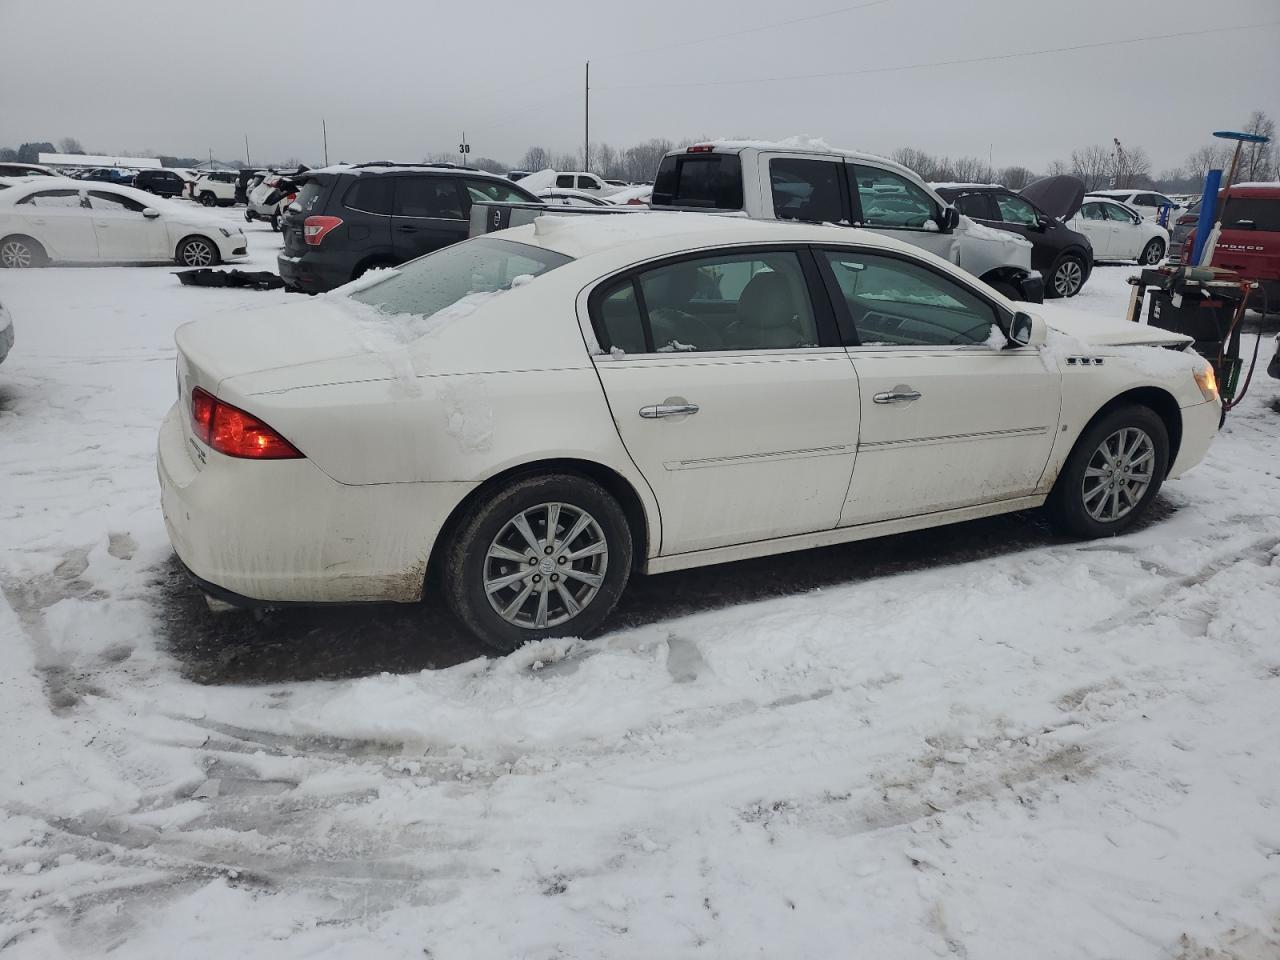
(2, 214), (1279, 958)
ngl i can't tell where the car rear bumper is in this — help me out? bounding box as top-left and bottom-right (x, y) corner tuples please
(157, 403), (474, 604)
(277, 251), (350, 292)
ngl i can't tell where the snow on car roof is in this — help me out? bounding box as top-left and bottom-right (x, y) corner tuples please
(501, 210), (921, 260)
(305, 163), (504, 178)
(690, 136), (901, 168)
(1230, 181), (1280, 190)
(1087, 189), (1136, 196)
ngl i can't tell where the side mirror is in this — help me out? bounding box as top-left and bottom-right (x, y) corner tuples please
(1007, 310), (1046, 348)
(142, 208), (160, 219)
(939, 205), (961, 232)
(1035, 215), (1053, 231)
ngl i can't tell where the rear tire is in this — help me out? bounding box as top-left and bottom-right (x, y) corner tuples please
(1047, 252), (1086, 298)
(0, 235), (46, 268)
(1140, 238), (1165, 265)
(1046, 404), (1169, 538)
(270, 213), (280, 232)
(443, 473), (633, 653)
(199, 192), (216, 207)
(176, 236), (220, 267)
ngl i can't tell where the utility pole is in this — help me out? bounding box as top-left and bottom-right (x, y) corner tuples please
(207, 147), (212, 169)
(322, 119), (329, 167)
(244, 134), (250, 167)
(584, 61), (590, 172)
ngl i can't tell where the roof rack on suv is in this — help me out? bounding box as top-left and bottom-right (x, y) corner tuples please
(351, 161), (481, 172)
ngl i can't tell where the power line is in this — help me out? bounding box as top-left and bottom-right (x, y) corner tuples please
(596, 0), (895, 61)
(597, 19), (1280, 90)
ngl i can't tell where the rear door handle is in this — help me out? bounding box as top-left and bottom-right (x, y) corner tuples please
(396, 224), (418, 233)
(639, 402), (699, 419)
(872, 390), (922, 404)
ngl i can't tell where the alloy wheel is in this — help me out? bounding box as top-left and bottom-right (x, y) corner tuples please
(182, 240), (214, 267)
(1142, 241), (1164, 265)
(0, 239), (33, 268)
(1081, 426), (1155, 523)
(483, 502), (609, 630)
(1054, 259), (1083, 297)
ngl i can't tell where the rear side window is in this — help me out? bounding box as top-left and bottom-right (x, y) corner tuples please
(394, 178), (465, 219)
(769, 158), (843, 223)
(952, 193), (996, 219)
(343, 178), (394, 215)
(556, 174), (575, 188)
(1223, 197), (1280, 232)
(598, 283), (648, 354)
(652, 155), (743, 209)
(1080, 202), (1106, 221)
(851, 165), (938, 229)
(1103, 203), (1138, 224)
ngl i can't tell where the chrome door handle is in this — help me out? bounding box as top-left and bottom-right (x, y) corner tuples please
(639, 402), (699, 419)
(872, 390), (922, 404)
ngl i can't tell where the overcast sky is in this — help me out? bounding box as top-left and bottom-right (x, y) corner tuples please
(1, 0), (1277, 172)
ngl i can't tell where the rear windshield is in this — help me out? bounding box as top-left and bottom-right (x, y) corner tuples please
(293, 179), (329, 215)
(349, 237), (571, 318)
(652, 154), (743, 209)
(1223, 197), (1280, 232)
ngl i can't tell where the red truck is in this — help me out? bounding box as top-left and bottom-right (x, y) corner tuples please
(1176, 182), (1280, 311)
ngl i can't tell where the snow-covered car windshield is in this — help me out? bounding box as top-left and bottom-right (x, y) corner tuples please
(349, 237), (572, 318)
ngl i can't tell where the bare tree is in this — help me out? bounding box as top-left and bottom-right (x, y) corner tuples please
(1070, 145), (1111, 191)
(57, 137), (84, 154)
(1045, 158), (1068, 177)
(1112, 145), (1152, 189)
(521, 146), (551, 171)
(998, 165), (1034, 190)
(949, 156), (991, 183)
(889, 147), (937, 179)
(621, 139), (673, 182)
(1241, 111), (1275, 181)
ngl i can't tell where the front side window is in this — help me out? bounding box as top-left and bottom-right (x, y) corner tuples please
(343, 178), (394, 215)
(994, 193), (1038, 226)
(87, 190), (147, 212)
(18, 189), (83, 208)
(595, 250), (818, 353)
(576, 176), (599, 190)
(1103, 203), (1138, 224)
(349, 237), (570, 319)
(769, 157), (843, 223)
(851, 165), (937, 229)
(821, 250), (997, 347)
(394, 177), (464, 219)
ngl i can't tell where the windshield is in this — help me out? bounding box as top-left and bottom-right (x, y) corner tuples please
(349, 237), (572, 318)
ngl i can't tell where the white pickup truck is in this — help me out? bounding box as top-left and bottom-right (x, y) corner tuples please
(649, 140), (1042, 302)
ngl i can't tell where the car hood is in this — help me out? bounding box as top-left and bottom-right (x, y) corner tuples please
(1020, 175), (1086, 222)
(1037, 305), (1192, 348)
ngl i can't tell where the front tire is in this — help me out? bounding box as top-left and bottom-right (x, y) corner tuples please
(199, 192), (216, 207)
(1140, 238), (1165, 265)
(1046, 405), (1169, 538)
(0, 235), (46, 268)
(176, 236), (220, 267)
(1048, 253), (1086, 298)
(443, 474), (633, 653)
(270, 212), (280, 232)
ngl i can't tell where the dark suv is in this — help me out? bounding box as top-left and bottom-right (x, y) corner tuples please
(932, 182), (1094, 298)
(278, 164), (542, 292)
(133, 169), (186, 198)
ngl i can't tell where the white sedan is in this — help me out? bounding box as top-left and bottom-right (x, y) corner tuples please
(0, 177), (247, 268)
(158, 215), (1220, 651)
(1070, 197), (1169, 264)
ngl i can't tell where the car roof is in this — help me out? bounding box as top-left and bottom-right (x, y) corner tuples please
(305, 162), (499, 178)
(930, 182), (1003, 192)
(497, 210), (932, 263)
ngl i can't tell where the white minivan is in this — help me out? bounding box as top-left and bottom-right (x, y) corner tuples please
(650, 141), (1043, 301)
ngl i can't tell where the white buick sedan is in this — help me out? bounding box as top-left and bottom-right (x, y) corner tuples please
(158, 215), (1219, 651)
(0, 177), (247, 268)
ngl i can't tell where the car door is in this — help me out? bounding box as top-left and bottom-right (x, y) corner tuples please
(1074, 202), (1114, 258)
(86, 189), (169, 261)
(1103, 201), (1144, 259)
(588, 246), (861, 556)
(13, 188), (98, 260)
(847, 162), (960, 265)
(816, 248), (1060, 525)
(390, 176), (467, 261)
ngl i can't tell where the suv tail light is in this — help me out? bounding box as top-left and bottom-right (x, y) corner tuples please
(190, 387), (303, 459)
(303, 215), (343, 245)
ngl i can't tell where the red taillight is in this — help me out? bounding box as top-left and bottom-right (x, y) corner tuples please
(190, 387), (302, 459)
(284, 193), (296, 203)
(686, 144), (714, 153)
(303, 215), (343, 245)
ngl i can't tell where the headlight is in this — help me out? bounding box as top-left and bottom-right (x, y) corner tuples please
(1193, 363), (1218, 402)
(218, 227), (232, 238)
